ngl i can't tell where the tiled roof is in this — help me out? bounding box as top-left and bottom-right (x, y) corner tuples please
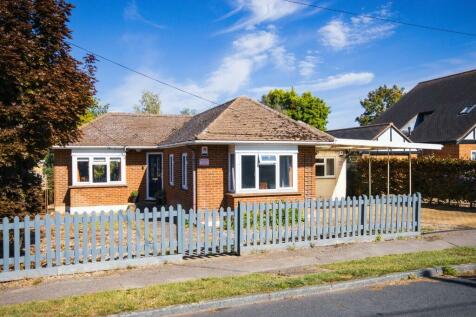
(327, 123), (391, 140)
(161, 96), (334, 145)
(68, 96), (334, 147)
(68, 113), (191, 146)
(373, 69), (476, 143)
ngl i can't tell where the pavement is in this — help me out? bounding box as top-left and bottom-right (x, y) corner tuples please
(184, 274), (476, 317)
(1, 229), (475, 306)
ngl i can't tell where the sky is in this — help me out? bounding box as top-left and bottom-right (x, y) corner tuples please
(69, 0), (476, 129)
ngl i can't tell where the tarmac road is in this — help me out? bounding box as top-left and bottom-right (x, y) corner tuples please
(184, 274), (476, 317)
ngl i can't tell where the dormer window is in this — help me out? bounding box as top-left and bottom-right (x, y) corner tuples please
(459, 104), (476, 115)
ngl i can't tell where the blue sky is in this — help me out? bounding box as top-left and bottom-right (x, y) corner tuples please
(69, 0), (476, 129)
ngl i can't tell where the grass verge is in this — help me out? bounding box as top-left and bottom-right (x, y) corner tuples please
(1, 247), (475, 317)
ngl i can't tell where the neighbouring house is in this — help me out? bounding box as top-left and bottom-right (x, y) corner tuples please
(327, 123), (415, 158)
(373, 69), (476, 160)
(52, 96), (441, 213)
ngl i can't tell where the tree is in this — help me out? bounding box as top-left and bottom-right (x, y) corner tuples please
(355, 85), (405, 126)
(261, 88), (330, 130)
(80, 98), (109, 124)
(0, 0), (96, 218)
(179, 107), (197, 116)
(134, 90), (161, 114)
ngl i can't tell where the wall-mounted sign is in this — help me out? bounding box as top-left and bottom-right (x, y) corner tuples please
(199, 158), (209, 166)
(201, 146), (208, 157)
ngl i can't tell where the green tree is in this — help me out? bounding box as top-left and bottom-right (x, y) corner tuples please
(356, 85), (405, 126)
(179, 107), (197, 116)
(80, 97), (109, 124)
(134, 90), (161, 114)
(261, 88), (330, 130)
(0, 0), (96, 217)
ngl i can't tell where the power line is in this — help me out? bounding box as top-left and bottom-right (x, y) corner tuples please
(284, 0), (476, 38)
(67, 41), (219, 106)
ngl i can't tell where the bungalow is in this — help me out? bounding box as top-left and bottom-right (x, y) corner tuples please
(52, 97), (441, 213)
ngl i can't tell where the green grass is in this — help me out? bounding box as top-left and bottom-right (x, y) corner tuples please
(1, 247), (475, 317)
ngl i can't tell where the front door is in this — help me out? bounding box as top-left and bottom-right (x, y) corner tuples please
(147, 153), (163, 199)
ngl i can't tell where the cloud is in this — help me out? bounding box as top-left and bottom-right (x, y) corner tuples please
(248, 72), (374, 95)
(104, 29), (290, 113)
(123, 1), (164, 29)
(318, 5), (396, 50)
(219, 0), (302, 33)
(299, 51), (319, 77)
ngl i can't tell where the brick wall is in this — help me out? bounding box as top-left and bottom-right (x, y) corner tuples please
(163, 146), (194, 210)
(423, 143), (476, 160)
(53, 149), (150, 212)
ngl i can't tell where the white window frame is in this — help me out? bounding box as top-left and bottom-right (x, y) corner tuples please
(232, 144), (298, 194)
(471, 150), (476, 161)
(168, 154), (174, 186)
(315, 157), (336, 178)
(228, 153), (236, 192)
(181, 153), (188, 190)
(71, 149), (126, 186)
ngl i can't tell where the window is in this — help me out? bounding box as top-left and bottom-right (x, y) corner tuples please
(472, 151), (476, 161)
(77, 158), (89, 182)
(72, 152), (126, 186)
(315, 158), (335, 177)
(258, 154), (276, 189)
(109, 157), (121, 182)
(279, 155), (293, 188)
(459, 104), (476, 115)
(233, 148), (298, 193)
(241, 155), (256, 189)
(169, 154), (174, 186)
(228, 153), (235, 192)
(181, 153), (188, 190)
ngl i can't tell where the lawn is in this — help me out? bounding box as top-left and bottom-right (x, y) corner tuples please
(1, 247), (475, 317)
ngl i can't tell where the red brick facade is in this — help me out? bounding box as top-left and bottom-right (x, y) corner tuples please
(53, 145), (318, 212)
(424, 143), (476, 160)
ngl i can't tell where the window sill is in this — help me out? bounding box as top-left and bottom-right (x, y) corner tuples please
(226, 191), (300, 198)
(316, 176), (336, 179)
(69, 184), (127, 189)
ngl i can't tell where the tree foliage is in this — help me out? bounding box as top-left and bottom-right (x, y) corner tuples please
(261, 88), (330, 130)
(80, 98), (109, 124)
(355, 85), (405, 126)
(0, 0), (96, 217)
(134, 90), (161, 114)
(179, 107), (197, 116)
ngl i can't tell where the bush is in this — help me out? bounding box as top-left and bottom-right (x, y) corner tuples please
(347, 156), (476, 205)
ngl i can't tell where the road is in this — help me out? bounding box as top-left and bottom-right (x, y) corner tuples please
(184, 275), (476, 317)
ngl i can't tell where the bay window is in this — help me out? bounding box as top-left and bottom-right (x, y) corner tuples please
(230, 145), (298, 194)
(72, 150), (126, 186)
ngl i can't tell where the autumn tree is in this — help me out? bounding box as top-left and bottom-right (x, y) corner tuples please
(261, 88), (330, 130)
(0, 0), (96, 217)
(134, 90), (161, 114)
(356, 85), (405, 126)
(179, 107), (197, 116)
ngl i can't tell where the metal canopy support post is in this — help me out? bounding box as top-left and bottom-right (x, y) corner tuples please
(368, 151), (372, 196)
(387, 149), (390, 197)
(409, 152), (412, 195)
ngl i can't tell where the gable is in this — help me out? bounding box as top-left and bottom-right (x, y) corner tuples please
(376, 126), (409, 143)
(462, 126), (476, 141)
(374, 69), (476, 143)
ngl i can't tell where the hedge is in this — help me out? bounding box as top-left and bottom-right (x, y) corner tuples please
(347, 156), (476, 205)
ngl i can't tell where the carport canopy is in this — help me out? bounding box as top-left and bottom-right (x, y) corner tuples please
(315, 138), (443, 197)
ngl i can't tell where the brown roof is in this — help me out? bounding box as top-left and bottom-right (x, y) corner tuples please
(68, 96), (333, 147)
(69, 113), (191, 146)
(161, 96), (334, 145)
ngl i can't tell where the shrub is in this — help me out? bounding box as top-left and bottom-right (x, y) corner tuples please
(347, 156), (476, 205)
